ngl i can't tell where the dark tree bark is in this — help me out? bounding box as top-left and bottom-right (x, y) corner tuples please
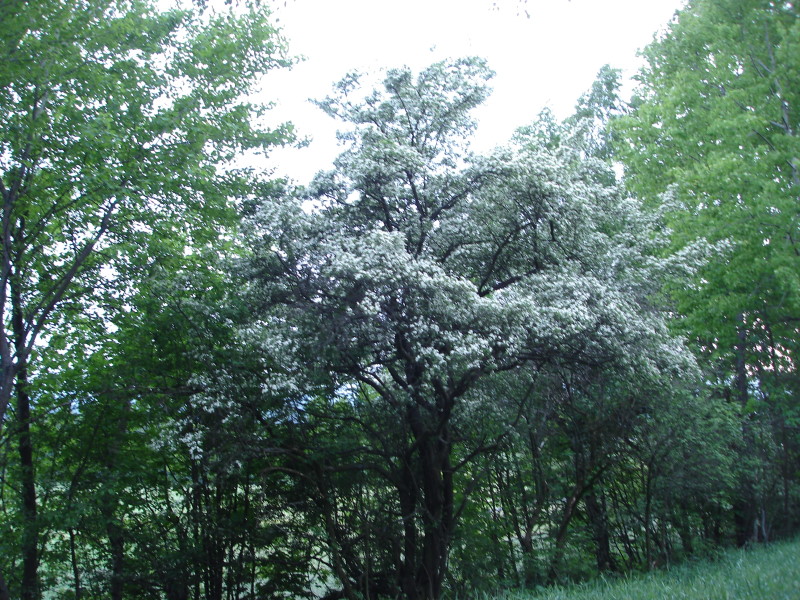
(0, 571), (10, 600)
(98, 397), (131, 600)
(14, 295), (38, 600)
(548, 483), (583, 584)
(69, 529), (82, 600)
(405, 399), (455, 600)
(585, 489), (615, 572)
(733, 320), (757, 547)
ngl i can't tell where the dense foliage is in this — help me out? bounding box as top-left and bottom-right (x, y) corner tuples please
(0, 0), (292, 598)
(0, 1), (797, 599)
(242, 58), (707, 598)
(613, 0), (800, 546)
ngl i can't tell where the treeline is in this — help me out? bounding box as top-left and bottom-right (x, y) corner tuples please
(0, 1), (798, 599)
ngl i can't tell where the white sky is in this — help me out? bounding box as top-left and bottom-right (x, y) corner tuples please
(261, 0), (685, 184)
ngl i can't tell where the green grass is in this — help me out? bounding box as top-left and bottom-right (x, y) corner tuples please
(490, 539), (800, 600)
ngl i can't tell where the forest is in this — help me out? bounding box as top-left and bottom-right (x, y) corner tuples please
(0, 0), (798, 599)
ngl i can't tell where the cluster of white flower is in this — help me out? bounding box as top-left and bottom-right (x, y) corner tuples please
(180, 428), (204, 461)
(240, 58), (703, 437)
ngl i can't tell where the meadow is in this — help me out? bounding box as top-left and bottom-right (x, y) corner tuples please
(490, 540), (800, 600)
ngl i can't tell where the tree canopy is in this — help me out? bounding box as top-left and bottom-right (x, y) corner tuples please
(613, 0), (800, 545)
(0, 0), (292, 597)
(242, 57), (704, 599)
(1, 1), (799, 599)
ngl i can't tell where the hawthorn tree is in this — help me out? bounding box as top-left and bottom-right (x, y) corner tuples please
(244, 58), (701, 600)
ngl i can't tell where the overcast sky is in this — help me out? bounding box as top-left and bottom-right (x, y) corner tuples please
(261, 0), (685, 184)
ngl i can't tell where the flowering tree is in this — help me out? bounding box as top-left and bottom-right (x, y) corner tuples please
(245, 58), (698, 600)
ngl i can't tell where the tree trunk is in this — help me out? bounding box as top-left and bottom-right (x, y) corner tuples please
(399, 452), (419, 600)
(733, 320), (757, 547)
(585, 489), (614, 572)
(202, 482), (225, 600)
(99, 397), (131, 600)
(404, 400), (455, 600)
(547, 484), (582, 584)
(14, 303), (38, 600)
(105, 520), (125, 600)
(643, 468), (653, 569)
(69, 528), (83, 600)
(0, 570), (11, 600)
(487, 474), (506, 583)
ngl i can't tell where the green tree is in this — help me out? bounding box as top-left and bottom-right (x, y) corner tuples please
(613, 0), (800, 543)
(0, 1), (292, 597)
(4, 244), (316, 599)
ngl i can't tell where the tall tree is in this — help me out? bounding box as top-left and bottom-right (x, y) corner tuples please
(0, 1), (292, 596)
(613, 0), (800, 542)
(244, 58), (701, 600)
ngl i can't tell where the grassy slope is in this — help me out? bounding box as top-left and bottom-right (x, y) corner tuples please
(492, 539), (800, 600)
